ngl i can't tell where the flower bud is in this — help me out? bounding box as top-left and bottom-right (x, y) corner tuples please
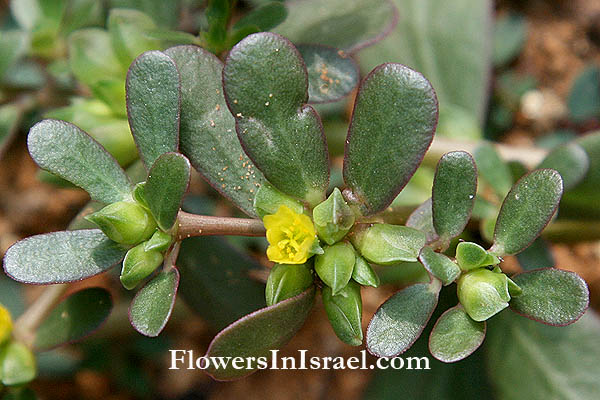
(349, 224), (426, 265)
(0, 342), (36, 386)
(315, 242), (356, 295)
(144, 230), (173, 253)
(86, 200), (157, 245)
(322, 281), (363, 346)
(265, 263), (314, 306)
(254, 183), (304, 219)
(0, 305), (12, 345)
(312, 188), (355, 245)
(457, 268), (511, 321)
(120, 243), (163, 290)
(352, 255), (380, 288)
(455, 242), (499, 272)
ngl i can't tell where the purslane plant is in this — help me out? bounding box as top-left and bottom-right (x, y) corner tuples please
(1, 32), (590, 383)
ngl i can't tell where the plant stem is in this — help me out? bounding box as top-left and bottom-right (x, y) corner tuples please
(176, 211), (265, 240)
(13, 283), (69, 348)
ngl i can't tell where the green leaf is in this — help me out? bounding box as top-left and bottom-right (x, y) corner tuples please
(458, 268), (510, 322)
(0, 30), (29, 79)
(164, 45), (266, 217)
(253, 182), (304, 219)
(223, 32), (329, 205)
(68, 29), (123, 89)
(343, 63), (438, 215)
(406, 198), (438, 243)
(352, 255), (380, 287)
(486, 309), (600, 400)
(536, 143), (589, 191)
(0, 342), (36, 386)
(350, 224), (427, 265)
(567, 65), (600, 123)
(108, 8), (162, 70)
(90, 78), (127, 117)
(493, 13), (527, 67)
(473, 142), (512, 199)
(34, 288), (112, 351)
(491, 169), (563, 256)
(265, 263), (314, 306)
(61, 0), (104, 34)
(315, 242), (356, 295)
(232, 1), (287, 32)
(85, 200), (156, 245)
(436, 103), (482, 140)
(312, 187), (354, 245)
(418, 247), (460, 286)
(129, 268), (179, 337)
(359, 0), (492, 123)
(509, 268), (589, 326)
(203, 287), (315, 380)
(275, 0), (398, 52)
(3, 229), (127, 284)
(367, 280), (441, 357)
(432, 151), (477, 241)
(126, 50), (180, 169)
(429, 305), (485, 363)
(455, 242), (499, 272)
(0, 104), (21, 158)
(110, 0), (179, 28)
(28, 119), (133, 204)
(322, 281), (363, 346)
(145, 153), (190, 231)
(516, 237), (555, 272)
(297, 44), (359, 104)
(120, 243), (163, 290)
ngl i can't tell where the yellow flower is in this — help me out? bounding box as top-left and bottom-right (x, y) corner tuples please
(0, 304), (13, 344)
(264, 205), (318, 264)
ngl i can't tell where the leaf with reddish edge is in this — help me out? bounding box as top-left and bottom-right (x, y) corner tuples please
(223, 32), (329, 206)
(366, 279), (441, 358)
(509, 268), (589, 326)
(406, 198), (438, 244)
(490, 169), (563, 256)
(203, 286), (315, 380)
(126, 50), (180, 170)
(129, 268), (179, 337)
(3, 229), (127, 284)
(164, 45), (266, 218)
(428, 305), (485, 363)
(343, 63), (438, 216)
(34, 288), (113, 351)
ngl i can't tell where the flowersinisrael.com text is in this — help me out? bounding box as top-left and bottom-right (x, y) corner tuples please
(169, 350), (431, 371)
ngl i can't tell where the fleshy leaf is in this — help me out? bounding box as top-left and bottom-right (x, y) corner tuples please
(322, 281), (363, 346)
(473, 141), (513, 199)
(418, 247), (460, 286)
(315, 242), (356, 295)
(493, 13), (527, 67)
(3, 229), (127, 284)
(509, 268), (589, 326)
(350, 224), (427, 265)
(491, 169), (563, 256)
(0, 342), (36, 386)
(297, 44), (359, 104)
(222, 32), (329, 206)
(429, 305), (485, 363)
(203, 287), (315, 380)
(126, 50), (180, 169)
(352, 255), (380, 288)
(568, 65), (600, 123)
(129, 268), (179, 337)
(164, 45), (266, 217)
(232, 1), (287, 32)
(265, 263), (314, 306)
(343, 63), (438, 215)
(515, 237), (555, 272)
(367, 280), (441, 357)
(28, 119), (133, 204)
(432, 151), (477, 241)
(68, 29), (122, 90)
(406, 198), (438, 243)
(274, 0), (398, 53)
(145, 153), (190, 231)
(34, 288), (112, 351)
(536, 143), (589, 191)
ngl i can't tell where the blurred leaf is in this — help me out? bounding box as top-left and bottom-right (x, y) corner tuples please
(535, 129), (577, 149)
(344, 63), (437, 215)
(507, 160), (528, 184)
(418, 247), (460, 286)
(493, 13), (527, 67)
(165, 45), (266, 217)
(204, 287), (315, 380)
(0, 104), (21, 158)
(0, 30), (29, 79)
(4, 229), (127, 284)
(145, 153), (190, 231)
(297, 44), (359, 104)
(436, 104), (482, 140)
(91, 78), (127, 117)
(223, 33), (329, 205)
(2, 59), (46, 89)
(509, 268), (588, 326)
(429, 305), (485, 362)
(126, 50), (180, 169)
(61, 0), (104, 34)
(35, 288), (112, 351)
(2, 387), (38, 400)
(474, 142), (513, 199)
(68, 29), (123, 89)
(537, 143), (589, 191)
(28, 120), (133, 203)
(108, 9), (162, 70)
(275, 0), (397, 52)
(567, 65), (600, 123)
(360, 0), (492, 124)
(322, 281), (363, 346)
(515, 237), (555, 271)
(367, 280), (441, 357)
(233, 1), (287, 32)
(0, 342), (36, 386)
(129, 268), (179, 337)
(432, 151), (477, 241)
(491, 169), (563, 256)
(110, 0), (180, 28)
(486, 310), (600, 400)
